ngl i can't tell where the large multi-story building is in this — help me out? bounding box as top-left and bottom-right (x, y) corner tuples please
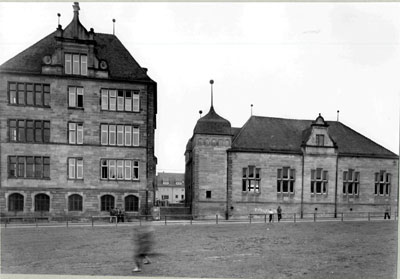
(155, 172), (185, 205)
(185, 85), (398, 219)
(0, 3), (157, 219)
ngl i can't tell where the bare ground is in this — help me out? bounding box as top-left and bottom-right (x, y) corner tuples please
(1, 221), (397, 279)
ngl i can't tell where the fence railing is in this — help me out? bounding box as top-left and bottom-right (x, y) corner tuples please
(1, 211), (397, 228)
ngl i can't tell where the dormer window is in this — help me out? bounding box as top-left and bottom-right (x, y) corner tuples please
(65, 53), (87, 76)
(316, 134), (324, 146)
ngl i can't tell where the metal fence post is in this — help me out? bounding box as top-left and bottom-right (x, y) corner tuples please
(368, 212), (370, 221)
(5, 218), (8, 228)
(91, 216), (94, 228)
(249, 214), (252, 224)
(191, 215), (193, 225)
(294, 213), (296, 223)
(139, 216), (142, 226)
(341, 212), (343, 222)
(314, 213), (316, 222)
(66, 216), (69, 228)
(115, 217), (118, 228)
(165, 215), (167, 225)
(216, 214), (218, 224)
(35, 218), (38, 228)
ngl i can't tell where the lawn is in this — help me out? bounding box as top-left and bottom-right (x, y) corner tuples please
(1, 221), (397, 279)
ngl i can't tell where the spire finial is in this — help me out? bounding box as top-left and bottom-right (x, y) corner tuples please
(73, 2), (80, 17)
(251, 104), (253, 116)
(199, 110), (203, 118)
(337, 110), (340, 122)
(112, 19), (116, 35)
(210, 80), (214, 108)
(57, 13), (61, 25)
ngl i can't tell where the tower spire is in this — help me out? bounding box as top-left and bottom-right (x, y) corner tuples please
(210, 79), (214, 108)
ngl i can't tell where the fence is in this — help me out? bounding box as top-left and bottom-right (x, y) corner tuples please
(1, 211), (397, 228)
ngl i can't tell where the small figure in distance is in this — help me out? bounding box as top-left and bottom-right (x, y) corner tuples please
(277, 206), (282, 222)
(268, 208), (274, 223)
(132, 223), (154, 272)
(384, 206), (391, 220)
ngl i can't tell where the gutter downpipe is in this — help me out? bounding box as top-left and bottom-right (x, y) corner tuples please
(301, 153), (305, 219)
(334, 153), (339, 218)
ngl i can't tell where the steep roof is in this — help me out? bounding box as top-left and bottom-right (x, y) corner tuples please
(0, 28), (153, 83)
(231, 116), (398, 158)
(194, 106), (232, 135)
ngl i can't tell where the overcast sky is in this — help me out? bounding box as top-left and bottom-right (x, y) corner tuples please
(1, 2), (399, 173)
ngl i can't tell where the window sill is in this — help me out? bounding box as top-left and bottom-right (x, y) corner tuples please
(100, 109), (141, 113)
(8, 104), (51, 108)
(100, 179), (140, 182)
(68, 107), (84, 110)
(8, 177), (50, 180)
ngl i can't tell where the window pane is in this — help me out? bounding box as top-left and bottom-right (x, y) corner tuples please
(117, 125), (124, 146)
(77, 88), (83, 108)
(18, 120), (25, 142)
(125, 90), (132, 111)
(133, 161), (139, 179)
(26, 157), (34, 178)
(125, 160), (131, 180)
(242, 168), (247, 178)
(101, 89), (108, 110)
(77, 124), (83, 144)
(101, 159), (108, 179)
(316, 169), (322, 180)
(132, 127), (139, 146)
(27, 84), (34, 105)
(117, 160), (124, 179)
(133, 91), (139, 112)
(35, 84), (42, 106)
(18, 157), (25, 177)
(243, 180), (247, 191)
(109, 90), (116, 111)
(43, 121), (50, 142)
(283, 167), (289, 179)
(109, 160), (116, 179)
(43, 157), (50, 178)
(311, 170), (315, 180)
(69, 87), (76, 107)
(69, 123), (76, 144)
(81, 55), (87, 76)
(125, 126), (131, 146)
(101, 125), (108, 145)
(248, 166), (254, 178)
(69, 158), (75, 179)
(109, 125), (116, 145)
(77, 159), (83, 179)
(35, 157), (42, 178)
(18, 84), (25, 104)
(65, 54), (72, 74)
(73, 54), (80, 75)
(117, 90), (124, 111)
(8, 156), (17, 177)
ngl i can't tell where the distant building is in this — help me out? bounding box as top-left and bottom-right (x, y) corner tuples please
(156, 172), (185, 205)
(0, 3), (157, 218)
(185, 88), (398, 219)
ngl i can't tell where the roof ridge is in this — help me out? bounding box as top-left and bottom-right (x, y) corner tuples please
(251, 115), (313, 122)
(231, 115), (253, 146)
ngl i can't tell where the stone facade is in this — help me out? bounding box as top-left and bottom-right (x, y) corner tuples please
(0, 3), (157, 219)
(186, 105), (398, 219)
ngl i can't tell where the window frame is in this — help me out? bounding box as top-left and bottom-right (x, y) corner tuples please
(8, 82), (50, 107)
(68, 86), (84, 109)
(8, 156), (50, 179)
(9, 119), (50, 143)
(311, 168), (328, 195)
(277, 167), (295, 194)
(64, 53), (88, 76)
(100, 88), (140, 112)
(242, 165), (261, 193)
(8, 193), (24, 212)
(68, 194), (83, 211)
(374, 170), (391, 197)
(68, 158), (84, 180)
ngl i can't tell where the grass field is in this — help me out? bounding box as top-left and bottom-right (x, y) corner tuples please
(1, 221), (397, 279)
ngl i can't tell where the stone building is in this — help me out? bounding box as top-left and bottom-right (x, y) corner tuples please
(185, 89), (398, 219)
(155, 172), (185, 205)
(0, 3), (157, 219)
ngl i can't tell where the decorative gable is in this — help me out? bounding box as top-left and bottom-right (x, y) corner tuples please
(303, 114), (337, 155)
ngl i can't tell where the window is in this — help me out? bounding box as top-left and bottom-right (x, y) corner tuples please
(162, 195), (169, 200)
(277, 167), (295, 194)
(8, 193), (24, 212)
(9, 119), (50, 143)
(242, 166), (261, 193)
(8, 156), (50, 179)
(100, 124), (140, 147)
(316, 134), (325, 146)
(68, 158), (83, 179)
(101, 88), (140, 112)
(68, 87), (84, 108)
(68, 194), (83, 211)
(35, 194), (50, 212)
(101, 195), (114, 211)
(125, 195), (139, 212)
(101, 159), (139, 181)
(206, 191), (212, 199)
(343, 169), (360, 196)
(65, 53), (87, 76)
(68, 123), (83, 144)
(311, 168), (328, 195)
(375, 171), (391, 196)
(8, 82), (50, 107)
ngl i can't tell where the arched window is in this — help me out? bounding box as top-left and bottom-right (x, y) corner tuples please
(35, 193), (50, 212)
(125, 195), (139, 212)
(101, 195), (114, 211)
(68, 194), (83, 211)
(8, 193), (24, 212)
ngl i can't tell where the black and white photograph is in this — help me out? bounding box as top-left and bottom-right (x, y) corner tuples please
(0, 2), (398, 279)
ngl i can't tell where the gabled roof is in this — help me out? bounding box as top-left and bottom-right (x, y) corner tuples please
(231, 116), (398, 158)
(0, 24), (153, 83)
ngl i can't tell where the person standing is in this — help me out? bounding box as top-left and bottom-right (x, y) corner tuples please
(268, 208), (274, 223)
(277, 206), (282, 222)
(384, 206), (391, 220)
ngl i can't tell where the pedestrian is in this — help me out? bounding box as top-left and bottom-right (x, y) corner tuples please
(109, 207), (115, 223)
(384, 206), (391, 220)
(277, 206), (282, 222)
(268, 208), (274, 223)
(132, 223), (154, 272)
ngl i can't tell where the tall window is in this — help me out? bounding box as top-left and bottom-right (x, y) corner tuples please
(68, 123), (83, 144)
(277, 167), (295, 194)
(8, 193), (24, 212)
(101, 88), (140, 112)
(101, 195), (114, 211)
(375, 171), (391, 196)
(8, 82), (50, 107)
(35, 194), (50, 212)
(68, 158), (83, 179)
(9, 120), (50, 143)
(125, 195), (139, 212)
(65, 53), (87, 76)
(343, 169), (360, 196)
(68, 194), (83, 211)
(242, 166), (261, 193)
(100, 124), (140, 147)
(8, 156), (50, 179)
(311, 168), (328, 195)
(316, 134), (325, 146)
(101, 159), (139, 181)
(68, 87), (84, 108)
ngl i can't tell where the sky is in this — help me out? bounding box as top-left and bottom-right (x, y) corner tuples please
(0, 2), (399, 174)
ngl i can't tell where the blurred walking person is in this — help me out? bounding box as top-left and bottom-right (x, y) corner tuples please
(268, 208), (274, 223)
(277, 206), (282, 222)
(132, 223), (154, 272)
